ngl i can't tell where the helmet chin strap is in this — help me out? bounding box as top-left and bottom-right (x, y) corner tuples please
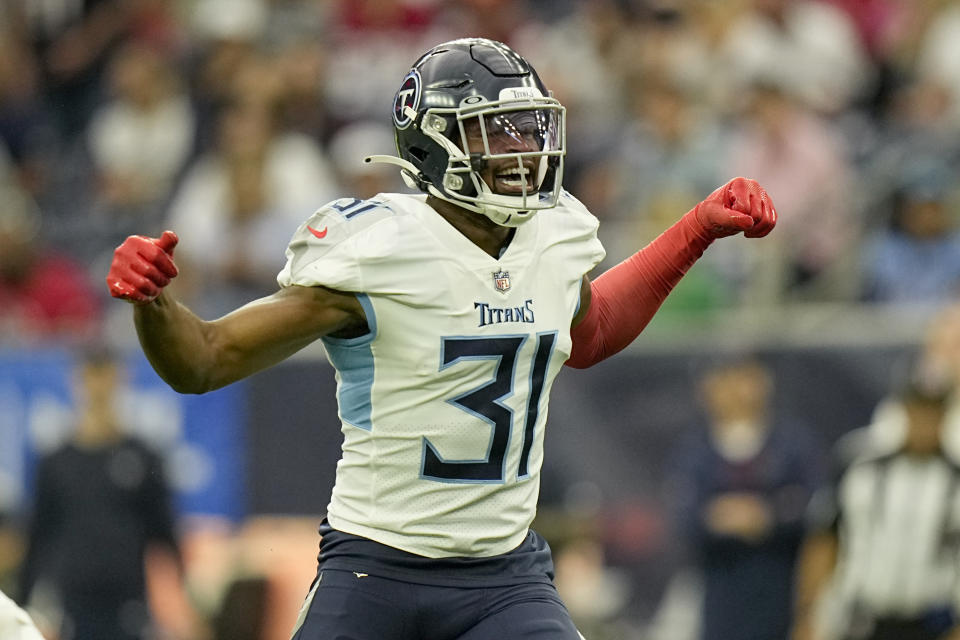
(364, 154), (534, 227)
(472, 180), (537, 227)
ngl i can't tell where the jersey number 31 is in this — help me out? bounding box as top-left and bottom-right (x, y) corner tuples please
(421, 333), (556, 483)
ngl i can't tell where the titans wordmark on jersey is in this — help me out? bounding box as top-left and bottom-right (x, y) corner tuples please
(278, 192), (605, 558)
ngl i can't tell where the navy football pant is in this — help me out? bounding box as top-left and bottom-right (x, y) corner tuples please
(290, 569), (584, 640)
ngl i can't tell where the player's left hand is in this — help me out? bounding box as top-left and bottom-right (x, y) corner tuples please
(693, 177), (777, 239)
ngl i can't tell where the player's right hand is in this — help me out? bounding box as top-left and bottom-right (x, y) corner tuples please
(106, 230), (179, 304)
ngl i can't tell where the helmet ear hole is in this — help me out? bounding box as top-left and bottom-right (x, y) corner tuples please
(407, 146), (428, 163)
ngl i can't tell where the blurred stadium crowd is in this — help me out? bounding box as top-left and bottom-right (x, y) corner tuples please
(4, 0), (960, 639)
(2, 0), (960, 347)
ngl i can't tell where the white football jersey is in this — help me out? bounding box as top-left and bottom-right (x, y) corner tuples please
(278, 192), (605, 557)
(0, 590), (45, 640)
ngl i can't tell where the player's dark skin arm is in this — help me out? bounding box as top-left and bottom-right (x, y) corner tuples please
(135, 277), (590, 395)
(133, 285), (366, 394)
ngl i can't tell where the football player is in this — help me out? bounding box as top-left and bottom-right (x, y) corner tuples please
(107, 38), (776, 640)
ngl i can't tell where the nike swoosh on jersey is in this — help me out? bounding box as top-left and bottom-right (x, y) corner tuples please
(307, 225), (328, 239)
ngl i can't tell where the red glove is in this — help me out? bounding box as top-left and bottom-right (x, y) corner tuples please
(106, 231), (179, 304)
(693, 177), (777, 239)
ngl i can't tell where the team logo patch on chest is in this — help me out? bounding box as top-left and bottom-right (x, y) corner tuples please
(492, 269), (511, 292)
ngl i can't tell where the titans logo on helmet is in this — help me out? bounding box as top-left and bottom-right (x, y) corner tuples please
(393, 70), (421, 129)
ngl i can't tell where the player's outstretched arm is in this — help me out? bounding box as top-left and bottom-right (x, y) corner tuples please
(107, 231), (365, 393)
(567, 177), (776, 368)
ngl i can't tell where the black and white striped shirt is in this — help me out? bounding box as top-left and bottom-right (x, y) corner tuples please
(832, 450), (960, 617)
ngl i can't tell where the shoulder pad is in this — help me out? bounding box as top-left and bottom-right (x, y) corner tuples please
(558, 189), (590, 213)
(296, 197), (395, 246)
(280, 197), (395, 291)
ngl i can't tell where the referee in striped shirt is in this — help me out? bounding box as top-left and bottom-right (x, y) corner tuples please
(792, 379), (960, 640)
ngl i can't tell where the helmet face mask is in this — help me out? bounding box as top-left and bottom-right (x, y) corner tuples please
(429, 97), (565, 224)
(390, 39), (567, 227)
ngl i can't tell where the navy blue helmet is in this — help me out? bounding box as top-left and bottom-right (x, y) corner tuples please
(369, 38), (566, 226)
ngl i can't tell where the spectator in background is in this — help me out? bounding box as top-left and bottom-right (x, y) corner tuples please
(666, 356), (824, 640)
(7, 0), (131, 143)
(511, 0), (627, 165)
(0, 183), (100, 344)
(165, 95), (338, 317)
(21, 348), (188, 640)
(322, 0), (442, 127)
(327, 120), (406, 198)
(915, 0), (960, 130)
(273, 38), (332, 143)
(606, 74), (733, 312)
(185, 0), (269, 154)
(792, 378), (960, 640)
(859, 161), (960, 305)
(857, 72), (960, 217)
(509, 0), (631, 227)
(720, 0), (874, 114)
(825, 0), (910, 64)
(86, 41), (196, 241)
(727, 79), (859, 303)
(615, 75), (727, 246)
(0, 30), (57, 200)
(439, 0), (529, 45)
(17, 346), (190, 640)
